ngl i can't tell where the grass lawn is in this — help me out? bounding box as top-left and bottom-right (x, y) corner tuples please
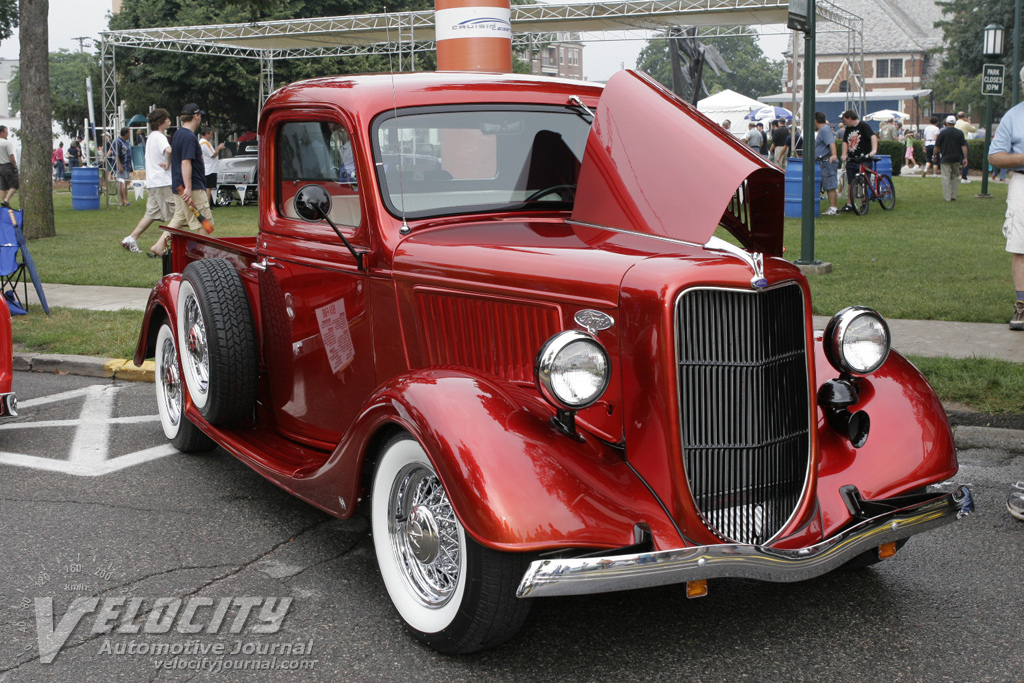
(784, 173), (1014, 323)
(8, 177), (1024, 414)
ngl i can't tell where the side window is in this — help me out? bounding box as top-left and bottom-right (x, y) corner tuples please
(277, 120), (361, 227)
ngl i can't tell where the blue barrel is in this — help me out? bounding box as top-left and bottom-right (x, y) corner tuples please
(784, 157), (822, 218)
(871, 154), (892, 179)
(70, 166), (101, 210)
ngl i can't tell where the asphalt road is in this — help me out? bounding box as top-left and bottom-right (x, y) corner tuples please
(0, 371), (1021, 683)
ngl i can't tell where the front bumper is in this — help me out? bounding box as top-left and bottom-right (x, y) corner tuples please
(517, 485), (972, 598)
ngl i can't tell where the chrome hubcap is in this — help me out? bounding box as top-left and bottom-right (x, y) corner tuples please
(388, 464), (461, 607)
(158, 336), (181, 427)
(183, 295), (209, 393)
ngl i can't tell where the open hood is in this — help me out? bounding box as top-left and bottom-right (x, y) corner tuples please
(571, 70), (785, 256)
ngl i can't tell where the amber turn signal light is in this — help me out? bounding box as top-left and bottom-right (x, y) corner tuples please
(685, 580), (708, 599)
(878, 542), (898, 560)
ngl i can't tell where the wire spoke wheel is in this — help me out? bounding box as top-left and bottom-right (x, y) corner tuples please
(371, 435), (532, 654)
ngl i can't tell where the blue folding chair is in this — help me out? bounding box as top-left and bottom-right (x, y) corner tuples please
(0, 209), (49, 315)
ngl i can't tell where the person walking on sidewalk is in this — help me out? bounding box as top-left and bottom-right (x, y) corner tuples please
(121, 109), (173, 253)
(933, 115), (968, 202)
(987, 65), (1024, 331)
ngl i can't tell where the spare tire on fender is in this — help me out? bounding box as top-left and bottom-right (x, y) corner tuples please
(176, 258), (258, 425)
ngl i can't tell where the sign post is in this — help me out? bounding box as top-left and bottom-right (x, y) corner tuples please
(979, 63), (1005, 198)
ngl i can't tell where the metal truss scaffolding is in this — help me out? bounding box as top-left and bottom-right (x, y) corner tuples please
(99, 0), (861, 145)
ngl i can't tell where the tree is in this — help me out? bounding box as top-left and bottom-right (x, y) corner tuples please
(932, 0), (1016, 115)
(10, 50), (101, 138)
(19, 0), (55, 239)
(636, 30), (783, 101)
(109, 0), (435, 134)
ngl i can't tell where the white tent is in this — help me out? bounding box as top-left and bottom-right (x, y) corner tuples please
(696, 89), (764, 130)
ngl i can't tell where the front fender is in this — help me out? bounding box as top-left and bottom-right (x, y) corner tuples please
(322, 369), (684, 553)
(133, 275), (182, 366)
(813, 341), (958, 538)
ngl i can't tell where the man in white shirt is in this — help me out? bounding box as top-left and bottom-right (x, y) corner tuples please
(0, 126), (19, 209)
(121, 109), (174, 253)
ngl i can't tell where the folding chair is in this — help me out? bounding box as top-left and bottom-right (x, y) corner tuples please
(0, 208), (27, 313)
(0, 208), (48, 315)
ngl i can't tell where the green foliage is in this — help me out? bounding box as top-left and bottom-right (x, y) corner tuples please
(968, 138), (990, 170)
(109, 0), (436, 133)
(932, 0), (1015, 116)
(636, 31), (783, 100)
(877, 140), (905, 175)
(9, 50), (101, 138)
(0, 0), (17, 42)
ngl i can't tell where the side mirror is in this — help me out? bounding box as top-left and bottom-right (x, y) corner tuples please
(294, 184), (332, 222)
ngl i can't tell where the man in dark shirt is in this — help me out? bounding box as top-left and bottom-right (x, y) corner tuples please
(933, 115), (968, 202)
(770, 120), (790, 168)
(148, 103), (214, 256)
(840, 109), (877, 212)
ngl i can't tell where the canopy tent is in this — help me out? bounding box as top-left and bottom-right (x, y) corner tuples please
(864, 109), (908, 121)
(696, 89), (763, 126)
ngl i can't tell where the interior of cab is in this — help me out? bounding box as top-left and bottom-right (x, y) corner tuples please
(277, 120), (362, 227)
(373, 106), (590, 218)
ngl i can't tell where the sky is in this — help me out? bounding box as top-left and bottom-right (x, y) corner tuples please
(0, 0), (789, 83)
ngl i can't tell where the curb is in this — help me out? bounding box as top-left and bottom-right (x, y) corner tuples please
(14, 352), (155, 383)
(952, 425), (1024, 454)
(11, 353), (1024, 452)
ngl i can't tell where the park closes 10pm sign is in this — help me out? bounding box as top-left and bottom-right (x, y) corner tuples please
(983, 64), (1005, 96)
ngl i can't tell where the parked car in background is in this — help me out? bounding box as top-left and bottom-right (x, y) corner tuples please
(214, 140), (258, 206)
(135, 70), (973, 655)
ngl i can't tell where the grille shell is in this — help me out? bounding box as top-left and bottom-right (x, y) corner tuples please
(675, 284), (811, 545)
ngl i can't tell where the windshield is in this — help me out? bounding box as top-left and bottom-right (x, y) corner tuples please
(372, 105), (591, 219)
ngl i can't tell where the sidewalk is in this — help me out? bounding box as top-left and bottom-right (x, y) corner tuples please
(12, 282), (1024, 452)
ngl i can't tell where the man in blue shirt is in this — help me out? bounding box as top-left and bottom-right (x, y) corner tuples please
(114, 127), (133, 207)
(149, 103), (214, 257)
(814, 112), (839, 215)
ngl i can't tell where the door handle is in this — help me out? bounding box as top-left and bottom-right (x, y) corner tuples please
(251, 257), (281, 271)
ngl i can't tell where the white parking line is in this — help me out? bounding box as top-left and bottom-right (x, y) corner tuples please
(0, 385), (177, 476)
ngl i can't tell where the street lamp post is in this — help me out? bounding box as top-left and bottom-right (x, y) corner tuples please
(979, 23), (1005, 199)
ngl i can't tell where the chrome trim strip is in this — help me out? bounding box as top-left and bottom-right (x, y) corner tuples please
(516, 486), (971, 599)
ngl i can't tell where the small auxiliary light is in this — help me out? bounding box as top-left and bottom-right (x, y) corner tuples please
(686, 580), (708, 599)
(877, 542), (898, 560)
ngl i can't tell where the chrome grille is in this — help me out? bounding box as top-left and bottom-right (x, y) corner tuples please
(676, 284), (810, 544)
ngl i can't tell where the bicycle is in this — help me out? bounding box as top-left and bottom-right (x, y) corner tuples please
(848, 156), (895, 215)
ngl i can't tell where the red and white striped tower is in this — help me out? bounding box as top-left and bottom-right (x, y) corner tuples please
(434, 0), (513, 72)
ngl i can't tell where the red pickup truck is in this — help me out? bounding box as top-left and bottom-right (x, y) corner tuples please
(135, 70), (972, 654)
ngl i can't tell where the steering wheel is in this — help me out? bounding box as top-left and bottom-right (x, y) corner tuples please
(524, 184), (577, 202)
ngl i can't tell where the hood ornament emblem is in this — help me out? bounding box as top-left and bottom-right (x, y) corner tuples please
(574, 309), (614, 335)
(704, 236), (768, 289)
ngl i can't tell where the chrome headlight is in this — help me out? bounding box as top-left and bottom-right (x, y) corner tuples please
(535, 331), (610, 410)
(824, 306), (891, 375)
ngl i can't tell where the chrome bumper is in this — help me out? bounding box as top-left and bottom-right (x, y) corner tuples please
(516, 485), (972, 599)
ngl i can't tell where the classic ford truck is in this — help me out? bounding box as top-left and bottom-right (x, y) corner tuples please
(135, 70), (972, 654)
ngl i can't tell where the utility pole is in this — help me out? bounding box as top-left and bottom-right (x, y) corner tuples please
(71, 37), (91, 53)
